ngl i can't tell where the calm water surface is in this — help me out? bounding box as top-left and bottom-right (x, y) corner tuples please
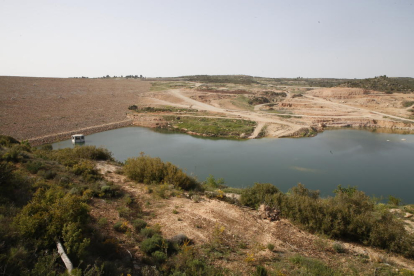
(53, 127), (414, 203)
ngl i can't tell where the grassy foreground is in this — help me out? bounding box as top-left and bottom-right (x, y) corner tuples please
(1, 135), (414, 275)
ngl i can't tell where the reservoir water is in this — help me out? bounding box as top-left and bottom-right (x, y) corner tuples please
(53, 127), (414, 203)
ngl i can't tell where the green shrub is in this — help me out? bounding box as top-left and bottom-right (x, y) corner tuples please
(124, 154), (199, 190)
(113, 221), (128, 233)
(140, 226), (161, 238)
(289, 254), (336, 276)
(99, 182), (122, 198)
(0, 135), (20, 147)
(98, 218), (108, 227)
(332, 242), (345, 253)
(203, 174), (225, 189)
(152, 250), (167, 263)
(14, 185), (89, 249)
(388, 195), (402, 206)
(253, 266), (268, 276)
(261, 183), (414, 257)
(2, 146), (21, 162)
(267, 243), (275, 251)
(117, 206), (131, 218)
(38, 169), (57, 180)
(25, 161), (44, 174)
(140, 235), (164, 254)
(402, 101), (414, 107)
(240, 183), (280, 209)
(132, 219), (147, 231)
(39, 144), (53, 151)
(50, 146), (112, 167)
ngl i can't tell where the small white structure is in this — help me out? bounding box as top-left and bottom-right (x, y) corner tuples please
(71, 134), (85, 144)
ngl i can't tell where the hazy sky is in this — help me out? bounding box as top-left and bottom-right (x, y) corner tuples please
(1, 0), (413, 78)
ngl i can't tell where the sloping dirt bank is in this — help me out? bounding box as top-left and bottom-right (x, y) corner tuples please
(0, 76), (150, 142)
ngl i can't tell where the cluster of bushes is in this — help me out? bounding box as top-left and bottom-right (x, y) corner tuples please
(132, 106), (198, 113)
(47, 145), (113, 166)
(344, 75), (414, 93)
(124, 153), (199, 190)
(241, 183), (414, 258)
(248, 97), (270, 105)
(165, 116), (256, 139)
(402, 101), (414, 108)
(182, 75), (259, 85)
(0, 140), (139, 275)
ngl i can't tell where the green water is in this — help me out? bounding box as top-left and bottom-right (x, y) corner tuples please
(53, 127), (414, 203)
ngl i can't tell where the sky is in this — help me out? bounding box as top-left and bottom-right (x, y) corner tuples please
(0, 0), (413, 79)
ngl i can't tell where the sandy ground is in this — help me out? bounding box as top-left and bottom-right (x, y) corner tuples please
(135, 86), (414, 138)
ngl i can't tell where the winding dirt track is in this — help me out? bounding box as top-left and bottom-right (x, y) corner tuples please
(168, 89), (304, 137)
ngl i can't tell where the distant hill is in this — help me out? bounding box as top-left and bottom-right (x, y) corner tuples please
(180, 75), (259, 85)
(178, 75), (414, 93)
(343, 76), (414, 93)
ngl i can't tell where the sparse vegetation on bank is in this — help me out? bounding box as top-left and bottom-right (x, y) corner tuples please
(181, 75), (259, 85)
(124, 153), (200, 190)
(162, 116), (257, 139)
(129, 105), (198, 113)
(344, 75), (414, 94)
(240, 183), (414, 258)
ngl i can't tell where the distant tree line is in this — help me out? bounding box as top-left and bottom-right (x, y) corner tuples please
(70, 75), (145, 79)
(102, 75), (144, 79)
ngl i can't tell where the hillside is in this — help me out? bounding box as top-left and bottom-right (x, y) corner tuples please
(1, 136), (414, 275)
(0, 76), (150, 144)
(343, 76), (414, 94)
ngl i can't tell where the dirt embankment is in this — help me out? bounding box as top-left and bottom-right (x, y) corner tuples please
(0, 76), (150, 142)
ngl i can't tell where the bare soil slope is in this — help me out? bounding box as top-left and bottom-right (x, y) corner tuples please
(0, 76), (150, 142)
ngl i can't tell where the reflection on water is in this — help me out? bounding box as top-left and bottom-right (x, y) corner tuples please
(53, 127), (414, 203)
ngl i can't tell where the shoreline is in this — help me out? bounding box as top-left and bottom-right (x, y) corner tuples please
(29, 120), (414, 147)
(28, 119), (133, 146)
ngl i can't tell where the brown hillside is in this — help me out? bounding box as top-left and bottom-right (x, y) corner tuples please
(0, 77), (150, 142)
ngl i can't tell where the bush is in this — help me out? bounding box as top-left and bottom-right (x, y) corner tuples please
(267, 243), (275, 251)
(240, 183), (280, 209)
(260, 183), (414, 257)
(38, 169), (57, 180)
(140, 235), (165, 255)
(289, 254), (335, 276)
(39, 144), (53, 151)
(0, 135), (20, 147)
(113, 221), (128, 233)
(388, 195), (402, 206)
(50, 146), (112, 167)
(332, 242), (345, 253)
(99, 182), (122, 198)
(124, 154), (199, 190)
(14, 185), (89, 249)
(253, 266), (268, 276)
(2, 146), (21, 162)
(132, 219), (147, 231)
(140, 226), (161, 238)
(72, 160), (101, 182)
(25, 161), (44, 174)
(152, 250), (167, 263)
(402, 101), (414, 107)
